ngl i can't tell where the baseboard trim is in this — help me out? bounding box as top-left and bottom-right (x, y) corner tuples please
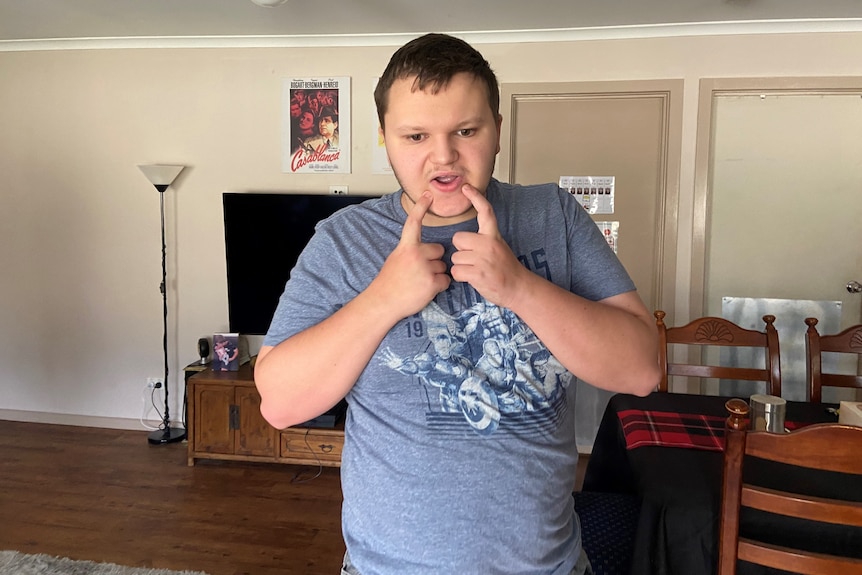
(0, 409), (176, 432)
(2, 408), (586, 452)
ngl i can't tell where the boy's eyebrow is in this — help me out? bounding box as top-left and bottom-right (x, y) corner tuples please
(389, 116), (486, 134)
(389, 124), (426, 133)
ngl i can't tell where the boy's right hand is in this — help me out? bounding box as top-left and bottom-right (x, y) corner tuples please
(370, 192), (450, 319)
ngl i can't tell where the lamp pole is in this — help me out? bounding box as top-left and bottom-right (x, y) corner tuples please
(139, 165), (187, 445)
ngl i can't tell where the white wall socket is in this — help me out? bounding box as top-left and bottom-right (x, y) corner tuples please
(329, 185), (348, 195)
(146, 377), (163, 389)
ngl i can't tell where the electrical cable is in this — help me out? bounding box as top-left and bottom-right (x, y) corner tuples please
(181, 382), (188, 429)
(290, 428), (323, 484)
(139, 385), (161, 431)
(150, 386), (165, 428)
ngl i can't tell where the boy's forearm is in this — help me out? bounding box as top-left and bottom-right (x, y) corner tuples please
(507, 273), (661, 395)
(254, 290), (402, 429)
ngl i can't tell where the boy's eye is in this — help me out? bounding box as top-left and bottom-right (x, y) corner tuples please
(458, 129), (475, 137)
(408, 134), (424, 142)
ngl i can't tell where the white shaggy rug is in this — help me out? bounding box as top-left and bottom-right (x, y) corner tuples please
(0, 551), (209, 575)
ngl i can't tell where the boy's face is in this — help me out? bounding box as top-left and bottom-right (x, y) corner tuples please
(383, 72), (502, 227)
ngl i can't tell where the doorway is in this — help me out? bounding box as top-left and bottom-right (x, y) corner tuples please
(498, 80), (683, 450)
(693, 78), (862, 399)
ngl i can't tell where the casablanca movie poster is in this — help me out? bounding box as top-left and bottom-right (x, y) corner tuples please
(282, 77), (351, 174)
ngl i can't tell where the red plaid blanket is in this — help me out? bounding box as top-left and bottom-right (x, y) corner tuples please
(619, 409), (805, 451)
(619, 409), (727, 451)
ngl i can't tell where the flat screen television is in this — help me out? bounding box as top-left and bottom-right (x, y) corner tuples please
(222, 192), (379, 336)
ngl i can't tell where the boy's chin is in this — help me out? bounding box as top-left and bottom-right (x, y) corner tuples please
(426, 202), (477, 224)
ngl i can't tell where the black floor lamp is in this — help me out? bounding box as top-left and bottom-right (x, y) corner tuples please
(138, 164), (187, 445)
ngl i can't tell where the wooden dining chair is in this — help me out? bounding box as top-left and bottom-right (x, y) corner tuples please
(654, 310), (781, 396)
(718, 398), (862, 575)
(804, 317), (862, 403)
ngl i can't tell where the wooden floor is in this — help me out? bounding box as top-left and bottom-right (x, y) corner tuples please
(0, 420), (589, 575)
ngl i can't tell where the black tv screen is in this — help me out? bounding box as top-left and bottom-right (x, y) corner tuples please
(223, 192), (378, 335)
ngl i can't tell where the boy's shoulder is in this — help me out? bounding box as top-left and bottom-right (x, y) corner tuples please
(490, 178), (561, 196)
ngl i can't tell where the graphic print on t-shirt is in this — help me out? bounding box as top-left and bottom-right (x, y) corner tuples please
(380, 299), (572, 437)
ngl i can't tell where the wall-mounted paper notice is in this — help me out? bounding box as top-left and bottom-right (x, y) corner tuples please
(596, 221), (619, 254)
(559, 176), (615, 214)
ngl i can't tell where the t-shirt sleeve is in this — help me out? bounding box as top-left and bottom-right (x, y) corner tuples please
(261, 198), (396, 348)
(262, 224), (355, 348)
(560, 189), (636, 301)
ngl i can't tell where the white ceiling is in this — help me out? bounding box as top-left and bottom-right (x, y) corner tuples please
(3, 0), (862, 50)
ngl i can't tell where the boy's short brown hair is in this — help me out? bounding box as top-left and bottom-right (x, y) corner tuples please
(374, 33), (500, 129)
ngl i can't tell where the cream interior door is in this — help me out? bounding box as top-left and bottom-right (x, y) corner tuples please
(705, 90), (862, 401)
(498, 80), (683, 450)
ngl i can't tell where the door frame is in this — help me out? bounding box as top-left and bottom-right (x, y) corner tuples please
(498, 79), (683, 317)
(691, 76), (862, 321)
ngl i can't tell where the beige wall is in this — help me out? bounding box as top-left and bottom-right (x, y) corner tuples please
(2, 32), (861, 427)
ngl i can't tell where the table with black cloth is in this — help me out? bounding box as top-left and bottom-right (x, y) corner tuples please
(582, 392), (860, 575)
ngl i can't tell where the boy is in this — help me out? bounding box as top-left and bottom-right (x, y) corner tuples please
(256, 33), (660, 575)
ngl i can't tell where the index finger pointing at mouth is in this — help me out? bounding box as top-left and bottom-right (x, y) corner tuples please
(461, 184), (500, 237)
(401, 191), (432, 245)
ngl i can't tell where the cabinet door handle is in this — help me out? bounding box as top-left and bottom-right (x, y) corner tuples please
(229, 405), (240, 430)
(319, 443), (334, 453)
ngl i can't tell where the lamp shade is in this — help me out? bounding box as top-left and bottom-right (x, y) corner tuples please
(138, 164), (185, 192)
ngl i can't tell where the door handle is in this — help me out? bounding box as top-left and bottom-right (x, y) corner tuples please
(847, 280), (862, 294)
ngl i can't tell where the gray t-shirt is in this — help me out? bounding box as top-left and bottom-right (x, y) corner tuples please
(264, 179), (635, 575)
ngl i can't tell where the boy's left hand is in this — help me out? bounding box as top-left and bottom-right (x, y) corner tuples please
(450, 184), (527, 308)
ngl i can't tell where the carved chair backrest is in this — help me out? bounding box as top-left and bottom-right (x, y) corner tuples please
(654, 310), (781, 396)
(804, 317), (862, 403)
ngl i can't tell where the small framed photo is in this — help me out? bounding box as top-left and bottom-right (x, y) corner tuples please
(212, 333), (240, 372)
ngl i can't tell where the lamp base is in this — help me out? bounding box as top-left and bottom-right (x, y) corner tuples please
(148, 426), (187, 445)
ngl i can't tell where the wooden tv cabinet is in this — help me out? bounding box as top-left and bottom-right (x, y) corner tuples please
(186, 362), (344, 468)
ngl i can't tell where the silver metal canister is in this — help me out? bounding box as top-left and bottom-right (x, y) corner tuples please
(749, 394), (787, 433)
